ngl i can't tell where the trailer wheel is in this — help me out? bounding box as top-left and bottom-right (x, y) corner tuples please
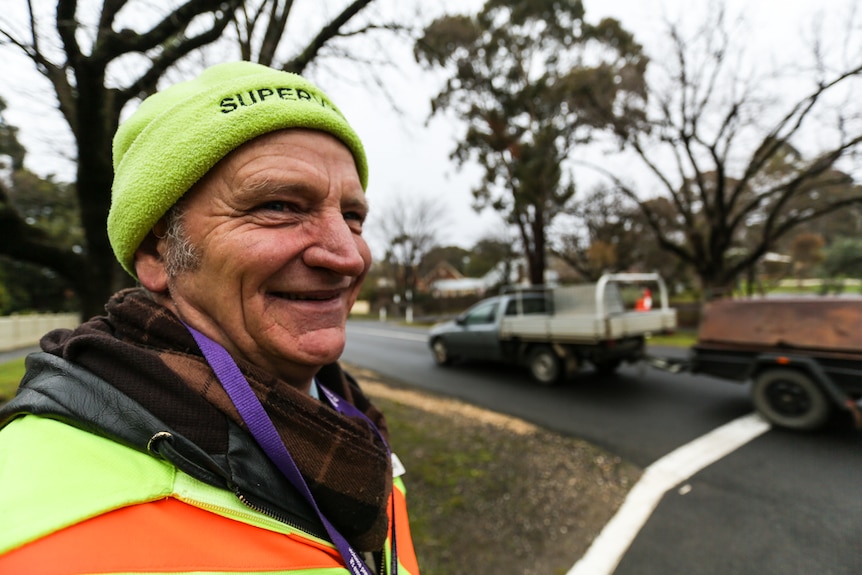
(431, 338), (452, 366)
(751, 368), (831, 430)
(528, 345), (562, 385)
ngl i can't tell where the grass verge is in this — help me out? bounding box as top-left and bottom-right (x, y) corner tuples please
(647, 331), (697, 347)
(0, 357), (25, 402)
(350, 365), (641, 575)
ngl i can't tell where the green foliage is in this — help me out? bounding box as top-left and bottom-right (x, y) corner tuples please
(0, 282), (9, 314)
(466, 237), (518, 277)
(0, 97), (26, 171)
(0, 258), (78, 314)
(648, 331), (697, 348)
(0, 357), (25, 403)
(822, 238), (862, 278)
(0, 157), (82, 313)
(0, 97), (27, 171)
(415, 0), (647, 286)
(7, 171), (84, 250)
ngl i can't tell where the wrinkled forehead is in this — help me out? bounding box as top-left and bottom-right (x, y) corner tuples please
(182, 128), (367, 207)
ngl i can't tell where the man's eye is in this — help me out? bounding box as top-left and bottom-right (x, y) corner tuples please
(258, 201), (293, 213)
(344, 211), (365, 234)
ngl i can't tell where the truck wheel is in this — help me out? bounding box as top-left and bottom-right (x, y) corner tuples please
(751, 369), (831, 430)
(431, 338), (452, 366)
(528, 346), (562, 385)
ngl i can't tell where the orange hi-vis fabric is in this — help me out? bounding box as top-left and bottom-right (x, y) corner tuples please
(0, 415), (420, 575)
(1, 498), (345, 575)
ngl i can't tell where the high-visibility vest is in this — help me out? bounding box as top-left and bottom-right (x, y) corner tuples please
(0, 415), (420, 575)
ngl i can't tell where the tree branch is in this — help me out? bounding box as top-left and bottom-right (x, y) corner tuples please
(93, 0), (243, 63)
(117, 6), (239, 105)
(283, 0), (375, 74)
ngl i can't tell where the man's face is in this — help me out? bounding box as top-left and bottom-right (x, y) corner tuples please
(161, 129), (371, 388)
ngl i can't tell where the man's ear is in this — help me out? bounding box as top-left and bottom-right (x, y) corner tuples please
(134, 227), (169, 293)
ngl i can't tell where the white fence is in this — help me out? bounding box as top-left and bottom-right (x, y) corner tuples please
(776, 278), (862, 288)
(0, 313), (80, 352)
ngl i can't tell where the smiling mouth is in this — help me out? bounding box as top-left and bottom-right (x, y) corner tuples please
(270, 291), (341, 302)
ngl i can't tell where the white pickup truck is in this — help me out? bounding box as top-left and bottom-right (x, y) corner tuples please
(428, 273), (677, 384)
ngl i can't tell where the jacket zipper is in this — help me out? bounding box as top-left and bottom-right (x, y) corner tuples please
(378, 550), (387, 575)
(234, 487), (331, 542)
(150, 431), (331, 544)
(238, 489), (387, 573)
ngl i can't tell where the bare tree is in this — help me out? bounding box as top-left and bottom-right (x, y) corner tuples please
(0, 0), (396, 318)
(552, 184), (691, 288)
(552, 185), (638, 281)
(374, 194), (449, 296)
(592, 4), (862, 299)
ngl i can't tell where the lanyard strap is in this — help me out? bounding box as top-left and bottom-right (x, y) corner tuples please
(184, 324), (396, 575)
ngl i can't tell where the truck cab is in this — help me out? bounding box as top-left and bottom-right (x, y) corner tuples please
(429, 292), (548, 364)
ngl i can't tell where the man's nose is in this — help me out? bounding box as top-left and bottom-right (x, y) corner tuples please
(301, 213), (368, 275)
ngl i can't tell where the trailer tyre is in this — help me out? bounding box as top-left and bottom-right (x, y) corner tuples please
(528, 345), (562, 385)
(751, 368), (831, 430)
(431, 338), (452, 366)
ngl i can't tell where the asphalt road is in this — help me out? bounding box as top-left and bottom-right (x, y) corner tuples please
(342, 321), (862, 575)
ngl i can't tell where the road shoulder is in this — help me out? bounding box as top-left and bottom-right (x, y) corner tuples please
(345, 362), (642, 575)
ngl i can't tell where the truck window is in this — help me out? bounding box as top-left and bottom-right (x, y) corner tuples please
(504, 297), (547, 316)
(464, 300), (499, 325)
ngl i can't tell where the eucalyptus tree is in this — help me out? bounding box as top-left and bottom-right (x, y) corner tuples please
(414, 0), (647, 286)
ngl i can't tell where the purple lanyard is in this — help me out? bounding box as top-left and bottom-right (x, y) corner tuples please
(184, 324), (397, 575)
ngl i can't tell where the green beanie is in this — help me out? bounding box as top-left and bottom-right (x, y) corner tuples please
(109, 61), (368, 278)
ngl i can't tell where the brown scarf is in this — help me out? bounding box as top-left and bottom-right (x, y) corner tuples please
(41, 288), (392, 551)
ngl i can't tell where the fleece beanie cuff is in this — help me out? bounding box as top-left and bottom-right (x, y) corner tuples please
(108, 61), (367, 278)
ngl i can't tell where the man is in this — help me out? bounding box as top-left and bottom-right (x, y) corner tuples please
(0, 61), (420, 575)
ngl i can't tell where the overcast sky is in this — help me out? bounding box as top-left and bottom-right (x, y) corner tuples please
(1, 0), (854, 258)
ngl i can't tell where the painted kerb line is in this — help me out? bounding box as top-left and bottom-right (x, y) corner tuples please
(568, 413), (771, 575)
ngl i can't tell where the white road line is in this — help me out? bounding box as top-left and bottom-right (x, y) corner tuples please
(346, 326), (428, 343)
(567, 412), (772, 575)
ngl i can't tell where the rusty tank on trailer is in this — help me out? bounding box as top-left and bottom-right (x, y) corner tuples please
(695, 297), (862, 358)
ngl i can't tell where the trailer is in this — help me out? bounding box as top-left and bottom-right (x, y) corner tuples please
(651, 297), (862, 431)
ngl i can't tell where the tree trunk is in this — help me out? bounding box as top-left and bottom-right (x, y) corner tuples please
(73, 70), (129, 320)
(698, 268), (736, 301)
(528, 208), (547, 285)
